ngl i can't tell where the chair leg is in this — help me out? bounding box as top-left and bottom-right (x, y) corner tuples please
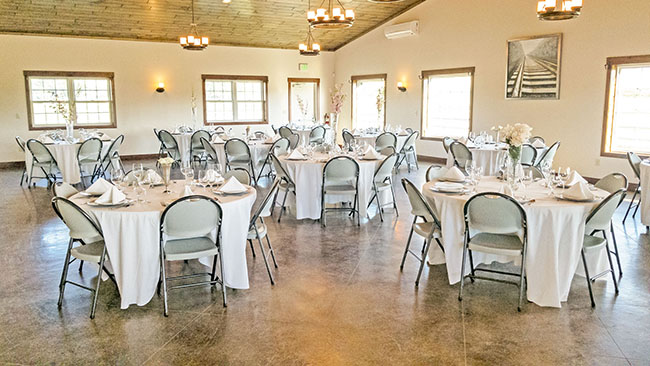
(604, 241), (619, 294)
(256, 231), (274, 285)
(374, 185), (384, 222)
(320, 191), (326, 227)
(57, 239), (74, 308)
(266, 235), (278, 268)
(632, 187), (641, 218)
(610, 222), (623, 278)
(623, 188), (638, 223)
(517, 248), (527, 312)
(28, 164), (34, 187)
(459, 235), (469, 301)
(160, 250), (169, 316)
(390, 179), (399, 217)
(248, 239), (256, 258)
(355, 191), (360, 226)
(278, 189), (289, 223)
(581, 248), (596, 308)
(415, 237), (431, 286)
(218, 244), (227, 307)
(400, 217), (417, 270)
(20, 167), (26, 186)
(90, 246), (107, 319)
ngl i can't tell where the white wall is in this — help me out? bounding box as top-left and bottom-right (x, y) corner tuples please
(333, 0), (650, 178)
(0, 35), (334, 161)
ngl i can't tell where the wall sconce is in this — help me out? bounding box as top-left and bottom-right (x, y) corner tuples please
(397, 81), (407, 92)
(155, 82), (165, 93)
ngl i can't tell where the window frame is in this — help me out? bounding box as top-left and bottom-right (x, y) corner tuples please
(351, 73), (387, 129)
(419, 67), (475, 141)
(600, 55), (650, 159)
(288, 77), (320, 124)
(24, 70), (117, 131)
(201, 74), (269, 126)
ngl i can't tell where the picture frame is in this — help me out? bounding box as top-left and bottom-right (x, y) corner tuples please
(506, 33), (562, 100)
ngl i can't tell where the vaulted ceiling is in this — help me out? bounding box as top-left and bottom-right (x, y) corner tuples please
(0, 0), (424, 51)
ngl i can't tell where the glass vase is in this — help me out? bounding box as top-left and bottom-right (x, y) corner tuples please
(329, 113), (339, 145)
(161, 164), (172, 193)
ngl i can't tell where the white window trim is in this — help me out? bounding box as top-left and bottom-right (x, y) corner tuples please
(202, 75), (269, 125)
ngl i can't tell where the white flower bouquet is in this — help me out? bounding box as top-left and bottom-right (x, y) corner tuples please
(501, 123), (532, 174)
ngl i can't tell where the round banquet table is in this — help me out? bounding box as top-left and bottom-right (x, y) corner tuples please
(639, 160), (650, 227)
(355, 133), (411, 151)
(69, 181), (256, 309)
(422, 177), (610, 308)
(278, 152), (388, 220)
(445, 143), (507, 176)
(172, 133), (193, 163)
(25, 139), (111, 184)
(210, 140), (272, 175)
(292, 127), (333, 145)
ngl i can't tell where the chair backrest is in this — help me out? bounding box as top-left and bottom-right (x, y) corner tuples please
(287, 133), (300, 149)
(323, 156), (359, 187)
(214, 126), (225, 133)
(464, 192), (526, 237)
(535, 141), (560, 168)
(270, 154), (295, 186)
(520, 144), (537, 166)
(224, 138), (251, 162)
(158, 130), (178, 149)
(223, 168), (251, 185)
(522, 165), (544, 180)
(161, 195), (222, 240)
(375, 132), (397, 151)
(270, 137), (290, 156)
(78, 137), (103, 163)
(342, 130), (355, 147)
(309, 126), (326, 143)
(200, 137), (219, 164)
(278, 126), (293, 139)
(52, 197), (102, 240)
(426, 165), (448, 181)
(153, 128), (160, 139)
(405, 127), (414, 134)
(191, 130), (211, 149)
(374, 153), (398, 183)
(627, 152), (642, 179)
(595, 173), (628, 194)
(251, 179), (281, 221)
(26, 139), (56, 164)
(15, 136), (26, 152)
(52, 182), (79, 198)
(442, 137), (454, 154)
(379, 146), (396, 156)
(401, 131), (418, 151)
(449, 141), (472, 169)
(529, 136), (545, 145)
(101, 134), (125, 168)
(254, 130), (266, 139)
(401, 178), (440, 226)
(586, 189), (626, 231)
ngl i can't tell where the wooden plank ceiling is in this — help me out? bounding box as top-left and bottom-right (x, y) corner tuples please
(0, 0), (424, 51)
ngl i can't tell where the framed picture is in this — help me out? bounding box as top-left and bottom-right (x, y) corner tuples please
(506, 33), (562, 99)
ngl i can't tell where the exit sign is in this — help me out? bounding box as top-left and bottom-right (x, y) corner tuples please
(299, 63), (308, 71)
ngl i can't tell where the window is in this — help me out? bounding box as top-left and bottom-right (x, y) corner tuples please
(288, 78), (320, 125)
(602, 55), (650, 156)
(24, 71), (116, 130)
(352, 74), (386, 129)
(421, 67), (474, 140)
(202, 75), (268, 125)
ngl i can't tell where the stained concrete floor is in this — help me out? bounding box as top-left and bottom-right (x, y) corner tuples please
(1, 162), (649, 365)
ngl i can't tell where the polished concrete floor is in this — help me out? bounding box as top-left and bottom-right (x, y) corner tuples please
(1, 162), (649, 365)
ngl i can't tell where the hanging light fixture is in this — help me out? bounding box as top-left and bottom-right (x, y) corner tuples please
(179, 0), (209, 50)
(537, 0), (582, 21)
(299, 27), (321, 56)
(307, 0), (354, 29)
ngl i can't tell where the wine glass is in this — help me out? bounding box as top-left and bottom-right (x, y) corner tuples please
(181, 163), (194, 185)
(559, 167), (570, 189)
(522, 169), (533, 200)
(111, 167), (124, 189)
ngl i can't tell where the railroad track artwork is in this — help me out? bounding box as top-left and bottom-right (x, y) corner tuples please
(506, 34), (562, 99)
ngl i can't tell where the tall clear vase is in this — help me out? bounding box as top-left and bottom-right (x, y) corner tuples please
(65, 122), (74, 141)
(329, 113), (339, 146)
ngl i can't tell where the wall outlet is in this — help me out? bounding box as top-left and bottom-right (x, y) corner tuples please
(595, 158), (601, 166)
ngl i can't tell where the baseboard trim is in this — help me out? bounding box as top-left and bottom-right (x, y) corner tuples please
(416, 155), (446, 165)
(0, 153), (160, 170)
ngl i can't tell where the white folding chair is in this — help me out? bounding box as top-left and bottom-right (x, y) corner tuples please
(368, 153), (399, 222)
(247, 179), (281, 284)
(321, 156), (360, 227)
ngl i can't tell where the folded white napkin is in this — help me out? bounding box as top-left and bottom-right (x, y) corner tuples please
(95, 186), (126, 204)
(564, 181), (595, 201)
(363, 146), (381, 160)
(458, 137), (468, 144)
(287, 149), (305, 160)
(143, 169), (163, 185)
(211, 135), (224, 143)
(41, 136), (56, 144)
(203, 169), (223, 184)
(99, 134), (112, 141)
(532, 139), (546, 148)
(433, 182), (465, 193)
(219, 177), (247, 194)
(564, 171), (588, 187)
(443, 166), (466, 182)
(180, 185), (194, 198)
(85, 178), (113, 195)
(499, 184), (515, 197)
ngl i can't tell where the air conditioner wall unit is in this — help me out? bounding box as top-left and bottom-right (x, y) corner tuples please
(384, 20), (419, 40)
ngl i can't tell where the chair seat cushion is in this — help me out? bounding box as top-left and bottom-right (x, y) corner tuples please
(374, 181), (392, 191)
(468, 233), (523, 257)
(79, 158), (100, 165)
(583, 234), (607, 251)
(247, 223), (267, 240)
(70, 241), (105, 263)
(413, 222), (439, 238)
(164, 237), (218, 261)
(324, 184), (356, 194)
(229, 159), (251, 165)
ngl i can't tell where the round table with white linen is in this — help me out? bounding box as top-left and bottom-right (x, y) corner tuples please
(445, 143), (507, 176)
(172, 133), (193, 163)
(211, 140), (272, 175)
(70, 182), (256, 309)
(292, 127), (333, 144)
(638, 160), (650, 227)
(355, 133), (411, 151)
(422, 177), (610, 308)
(25, 139), (111, 184)
(278, 152), (386, 220)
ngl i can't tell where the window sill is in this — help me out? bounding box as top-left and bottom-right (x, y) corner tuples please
(601, 151), (650, 159)
(28, 124), (116, 131)
(420, 136), (444, 142)
(205, 121), (268, 126)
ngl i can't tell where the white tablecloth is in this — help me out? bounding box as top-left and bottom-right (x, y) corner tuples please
(25, 141), (110, 184)
(422, 177), (610, 307)
(70, 182), (256, 309)
(446, 144), (507, 176)
(173, 133), (192, 163)
(639, 161), (650, 226)
(278, 153), (383, 220)
(211, 140), (272, 176)
(293, 127), (333, 145)
(355, 134), (410, 151)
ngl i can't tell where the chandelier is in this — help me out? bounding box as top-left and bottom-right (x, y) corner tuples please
(299, 27), (321, 56)
(307, 0), (355, 29)
(179, 0), (209, 50)
(537, 0), (582, 21)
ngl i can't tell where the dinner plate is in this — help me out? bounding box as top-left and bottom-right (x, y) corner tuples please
(438, 177), (466, 183)
(431, 187), (469, 194)
(553, 193), (597, 202)
(213, 187), (250, 195)
(87, 199), (132, 207)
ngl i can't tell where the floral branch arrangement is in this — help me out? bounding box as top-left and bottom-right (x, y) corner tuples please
(329, 83), (346, 114)
(296, 95), (308, 119)
(376, 87), (385, 118)
(49, 91), (77, 125)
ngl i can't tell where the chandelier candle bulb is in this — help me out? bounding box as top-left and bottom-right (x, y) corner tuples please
(313, 43), (321, 51)
(345, 9), (354, 18)
(332, 7), (341, 17)
(202, 37), (209, 45)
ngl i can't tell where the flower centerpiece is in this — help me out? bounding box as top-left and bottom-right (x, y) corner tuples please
(50, 91), (77, 141)
(376, 87), (385, 124)
(158, 156), (175, 193)
(501, 123), (532, 177)
(329, 83), (346, 144)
